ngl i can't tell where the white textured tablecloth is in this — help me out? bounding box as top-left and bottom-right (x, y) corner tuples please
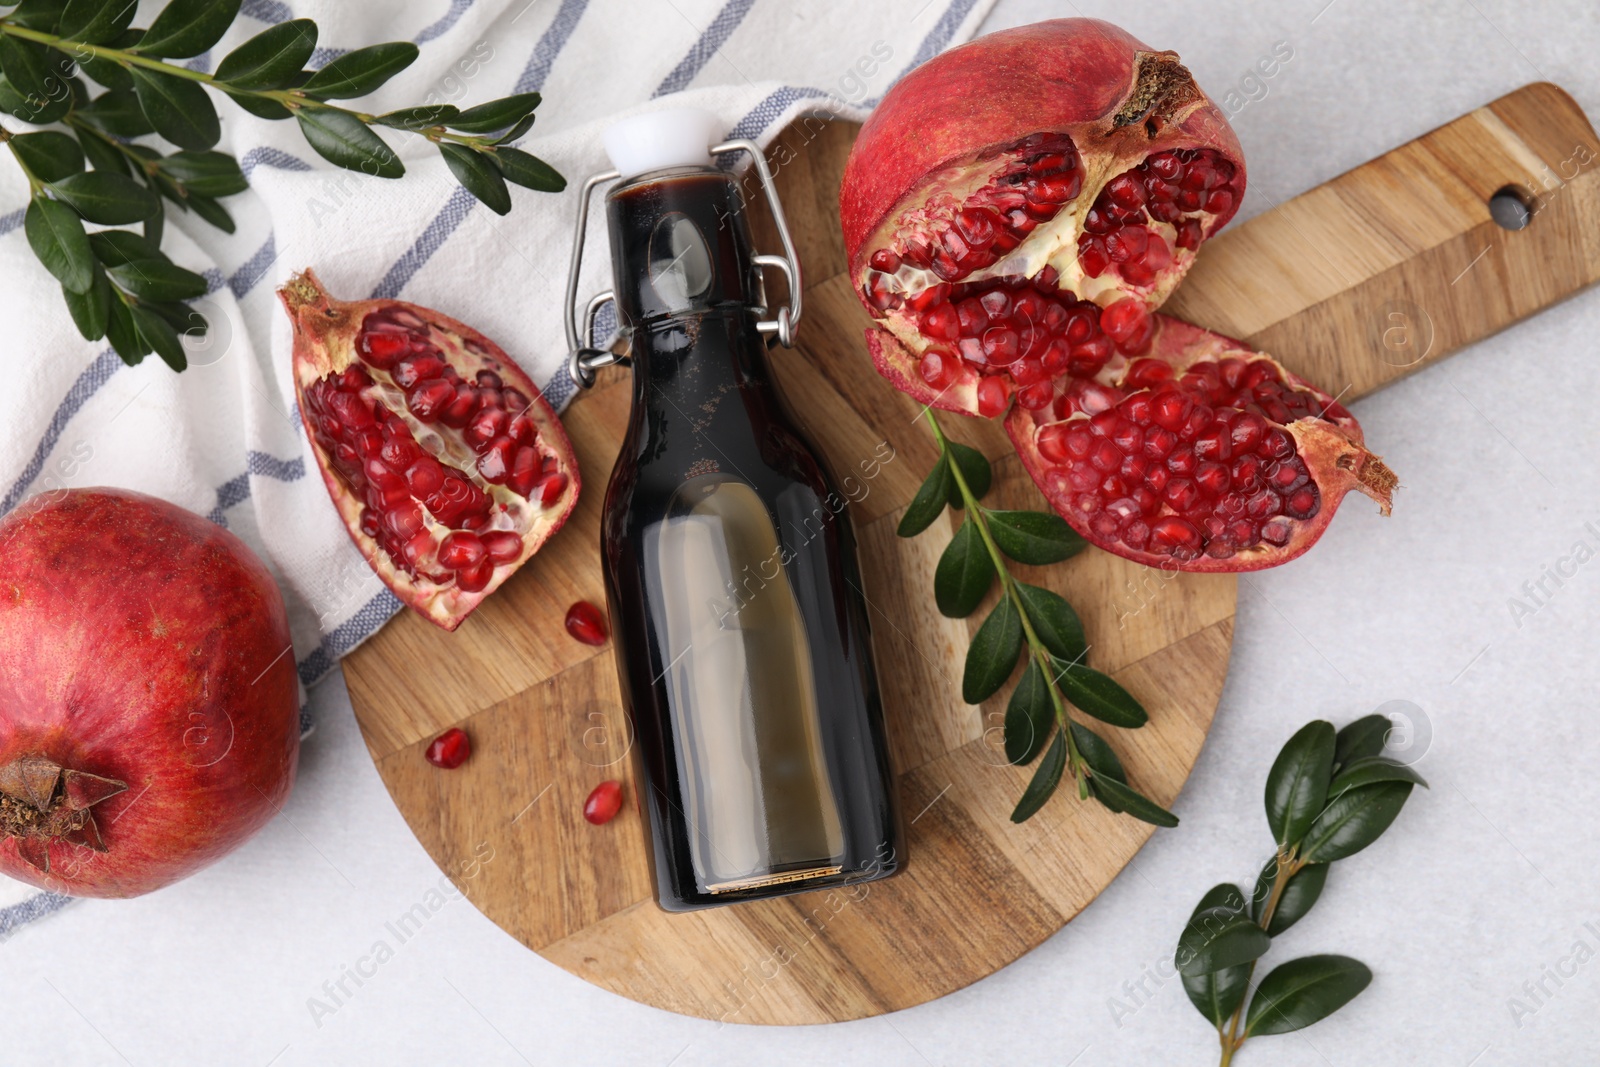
(9, 2), (1600, 1065)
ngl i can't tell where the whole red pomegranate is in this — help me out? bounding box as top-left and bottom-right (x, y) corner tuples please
(842, 18), (1244, 419)
(1006, 316), (1396, 568)
(280, 270), (580, 630)
(0, 489), (299, 897)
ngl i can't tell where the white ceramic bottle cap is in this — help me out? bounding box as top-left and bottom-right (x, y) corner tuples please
(602, 107), (720, 179)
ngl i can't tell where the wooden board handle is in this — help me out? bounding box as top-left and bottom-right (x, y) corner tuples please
(1165, 82), (1600, 402)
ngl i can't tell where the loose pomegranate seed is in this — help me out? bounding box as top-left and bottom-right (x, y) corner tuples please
(425, 727), (471, 769)
(584, 780), (624, 825)
(565, 601), (608, 646)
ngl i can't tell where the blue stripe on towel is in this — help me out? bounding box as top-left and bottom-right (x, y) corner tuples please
(239, 147), (315, 180)
(206, 452), (307, 528)
(0, 892), (73, 941)
(515, 0), (591, 94)
(240, 0), (293, 24)
(418, 0), (476, 43)
(296, 587), (407, 686)
(652, 0), (757, 98)
(0, 350), (123, 516)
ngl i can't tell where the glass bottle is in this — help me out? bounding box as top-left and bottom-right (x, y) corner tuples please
(595, 133), (902, 911)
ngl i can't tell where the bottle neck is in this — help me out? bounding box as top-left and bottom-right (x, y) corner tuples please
(605, 167), (761, 333)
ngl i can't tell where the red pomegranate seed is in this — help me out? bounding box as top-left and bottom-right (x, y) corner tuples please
(976, 376), (1010, 418)
(584, 780), (624, 825)
(482, 530), (523, 563)
(565, 600), (608, 646)
(425, 727), (471, 769)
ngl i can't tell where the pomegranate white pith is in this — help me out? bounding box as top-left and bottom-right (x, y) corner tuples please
(281, 270), (579, 630)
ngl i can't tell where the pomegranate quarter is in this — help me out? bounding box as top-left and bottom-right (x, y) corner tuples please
(843, 18), (1396, 569)
(280, 271), (580, 630)
(1007, 316), (1396, 569)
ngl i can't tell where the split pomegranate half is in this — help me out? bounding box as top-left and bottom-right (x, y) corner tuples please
(280, 270), (579, 630)
(841, 18), (1244, 420)
(1007, 315), (1396, 570)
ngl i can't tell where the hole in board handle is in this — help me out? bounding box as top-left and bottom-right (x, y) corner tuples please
(1489, 185), (1535, 231)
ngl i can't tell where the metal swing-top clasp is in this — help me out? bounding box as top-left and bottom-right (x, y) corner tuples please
(564, 123), (804, 391)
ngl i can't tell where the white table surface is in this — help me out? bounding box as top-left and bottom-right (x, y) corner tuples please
(9, 1), (1600, 1064)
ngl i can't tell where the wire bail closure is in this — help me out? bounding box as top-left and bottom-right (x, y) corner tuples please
(563, 138), (803, 390)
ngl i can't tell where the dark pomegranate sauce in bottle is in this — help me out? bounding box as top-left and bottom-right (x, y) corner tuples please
(576, 110), (902, 910)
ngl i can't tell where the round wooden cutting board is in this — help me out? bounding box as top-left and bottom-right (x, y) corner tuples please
(343, 84), (1600, 1024)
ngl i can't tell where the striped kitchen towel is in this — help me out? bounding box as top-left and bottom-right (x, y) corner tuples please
(0, 0), (996, 928)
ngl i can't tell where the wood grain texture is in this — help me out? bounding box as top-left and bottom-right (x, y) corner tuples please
(344, 83), (1600, 1023)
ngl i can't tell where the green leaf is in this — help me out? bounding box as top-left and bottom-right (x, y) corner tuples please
(1299, 781), (1414, 864)
(375, 103), (460, 130)
(439, 142), (509, 215)
(77, 88), (154, 136)
(962, 595), (1022, 704)
(60, 263), (110, 340)
(1071, 722), (1125, 787)
(103, 292), (147, 364)
(130, 66), (220, 149)
(1327, 756), (1427, 800)
(143, 190), (164, 243)
(74, 128), (130, 176)
(933, 518), (993, 618)
(49, 171), (158, 223)
(1009, 728), (1066, 823)
(10, 131), (84, 182)
(89, 228), (166, 266)
(1244, 955), (1371, 1037)
(1014, 582), (1086, 662)
(134, 0), (242, 58)
(1090, 774), (1177, 827)
(156, 150), (247, 197)
(8, 0), (70, 32)
(1056, 663), (1146, 728)
(0, 35), (62, 101)
(26, 196), (94, 293)
(1175, 905), (1271, 977)
(1180, 885), (1252, 1027)
(491, 111), (536, 145)
(301, 42), (418, 99)
(130, 303), (186, 370)
(220, 88), (292, 120)
(446, 91), (541, 134)
(490, 145), (565, 191)
(73, 49), (132, 90)
(1004, 659), (1053, 765)
(295, 108), (403, 178)
(944, 439), (990, 507)
(1264, 720), (1335, 849)
(897, 456), (951, 538)
(186, 193), (234, 233)
(146, 298), (205, 336)
(985, 509), (1086, 565)
(1334, 714), (1393, 771)
(58, 0), (136, 43)
(1251, 858), (1328, 937)
(214, 18), (317, 90)
(106, 258), (207, 301)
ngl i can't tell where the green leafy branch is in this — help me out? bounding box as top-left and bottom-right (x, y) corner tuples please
(1174, 714), (1427, 1065)
(0, 0), (565, 370)
(902, 409), (1178, 826)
